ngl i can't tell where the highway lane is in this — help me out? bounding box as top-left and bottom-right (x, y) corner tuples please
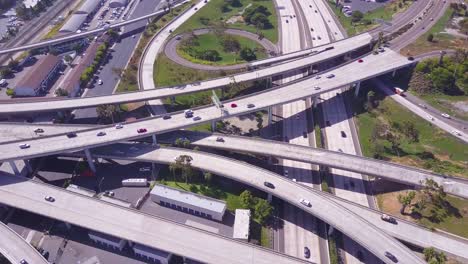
(0, 33), (373, 114)
(85, 143), (468, 261)
(74, 0), (164, 119)
(0, 171), (308, 264)
(0, 221), (49, 264)
(374, 79), (468, 143)
(83, 145), (425, 264)
(276, 0), (321, 262)
(0, 51), (416, 164)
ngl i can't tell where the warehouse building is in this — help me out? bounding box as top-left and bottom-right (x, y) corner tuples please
(76, 0), (102, 16)
(233, 209), (250, 241)
(132, 243), (172, 264)
(88, 231), (127, 251)
(150, 184), (227, 221)
(66, 184), (95, 197)
(59, 13), (88, 34)
(15, 54), (63, 97)
(109, 0), (127, 8)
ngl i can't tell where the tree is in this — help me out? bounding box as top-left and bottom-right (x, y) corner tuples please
(198, 50), (220, 61)
(459, 17), (468, 35)
(427, 33), (434, 42)
(402, 121), (419, 142)
(55, 88), (69, 97)
(240, 190), (254, 209)
(366, 90), (376, 108)
(203, 172), (213, 183)
(239, 47), (256, 61)
(96, 104), (119, 123)
(175, 155), (194, 184)
(221, 35), (241, 52)
(250, 13), (269, 29)
(430, 67), (456, 94)
(351, 11), (364, 23)
(397, 191), (416, 214)
(423, 247), (447, 264)
(254, 199), (273, 225)
(0, 67), (12, 78)
(7, 59), (18, 70)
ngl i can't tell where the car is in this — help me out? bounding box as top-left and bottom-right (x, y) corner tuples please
(137, 128), (147, 133)
(132, 35), (136, 38)
(98, 79), (103, 85)
(289, 15), (292, 18)
(19, 143), (30, 149)
(292, 178), (297, 182)
(169, 29), (173, 33)
(315, 10), (318, 13)
(304, 247), (310, 259)
(204, 0), (208, 2)
(34, 128), (44, 133)
(326, 74), (335, 78)
(302, 132), (308, 138)
(300, 198), (311, 207)
(310, 28), (314, 31)
(378, 47), (385, 53)
(428, 115), (434, 121)
(264, 181), (275, 189)
(418, 103), (427, 108)
(44, 196), (55, 202)
(184, 109), (194, 118)
(385, 251), (398, 263)
(338, 148), (343, 152)
(66, 132), (77, 138)
(230, 103), (237, 108)
(452, 130), (461, 136)
(326, 121), (331, 127)
(20, 259), (28, 264)
(193, 116), (202, 121)
(315, 75), (321, 79)
(163, 115), (172, 120)
(194, 7), (198, 10)
(441, 113), (450, 119)
(139, 167), (151, 172)
(358, 59), (364, 63)
(247, 103), (255, 108)
(286, 19), (289, 23)
(407, 56), (414, 61)
(314, 86), (321, 90)
(381, 213), (397, 224)
(430, 17), (434, 21)
(317, 36), (321, 40)
(216, 137), (224, 142)
(284, 169), (288, 176)
(115, 123), (123, 129)
(341, 131), (347, 138)
(97, 131), (106, 136)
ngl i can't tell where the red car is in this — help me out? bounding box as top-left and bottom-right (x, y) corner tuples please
(230, 103), (237, 108)
(137, 128), (147, 133)
(358, 59), (364, 63)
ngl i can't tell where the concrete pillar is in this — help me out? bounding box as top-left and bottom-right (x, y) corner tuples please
(312, 96), (318, 108)
(211, 120), (216, 132)
(392, 69), (397, 78)
(24, 160), (33, 173)
(152, 134), (157, 146)
(9, 161), (20, 175)
(266, 77), (272, 88)
(268, 107), (272, 125)
(65, 222), (71, 230)
(354, 81), (361, 97)
(328, 225), (334, 236)
(84, 149), (96, 173)
(267, 193), (272, 202)
(170, 96), (176, 106)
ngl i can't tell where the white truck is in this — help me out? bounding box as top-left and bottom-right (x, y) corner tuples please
(122, 178), (148, 187)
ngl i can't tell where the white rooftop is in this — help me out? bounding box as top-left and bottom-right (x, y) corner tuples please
(233, 209), (250, 240)
(99, 195), (132, 208)
(23, 0), (39, 8)
(66, 184), (95, 197)
(151, 184), (226, 213)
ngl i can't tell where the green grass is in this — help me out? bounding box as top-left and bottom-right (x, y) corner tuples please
(174, 0), (278, 43)
(355, 93), (467, 177)
(327, 0), (411, 36)
(401, 8), (465, 55)
(328, 230), (339, 264)
(177, 33), (267, 65)
(260, 226), (271, 248)
(417, 195), (468, 238)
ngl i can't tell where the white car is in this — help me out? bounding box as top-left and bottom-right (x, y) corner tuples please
(452, 130), (461, 136)
(418, 103), (427, 109)
(300, 198), (311, 207)
(326, 74), (335, 78)
(441, 113), (450, 119)
(315, 75), (321, 79)
(428, 115), (434, 121)
(19, 143), (30, 149)
(98, 79), (103, 85)
(314, 86), (321, 90)
(115, 123), (123, 129)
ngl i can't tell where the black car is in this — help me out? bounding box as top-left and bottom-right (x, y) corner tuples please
(163, 115), (172, 120)
(304, 247), (310, 259)
(264, 181), (275, 189)
(66, 132), (77, 138)
(385, 251), (398, 263)
(341, 131), (347, 138)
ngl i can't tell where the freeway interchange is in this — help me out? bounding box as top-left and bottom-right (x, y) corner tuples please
(0, 0), (466, 263)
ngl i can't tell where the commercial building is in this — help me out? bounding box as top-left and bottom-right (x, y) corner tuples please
(150, 184), (227, 221)
(76, 0), (102, 17)
(66, 184), (95, 197)
(132, 243), (172, 264)
(233, 209), (250, 241)
(109, 0), (127, 8)
(15, 54), (63, 96)
(59, 13), (88, 34)
(88, 230), (127, 251)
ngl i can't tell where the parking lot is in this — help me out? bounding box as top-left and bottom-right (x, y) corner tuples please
(340, 0), (388, 14)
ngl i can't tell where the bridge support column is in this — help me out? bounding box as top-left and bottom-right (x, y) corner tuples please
(24, 159), (33, 174)
(170, 96), (176, 106)
(267, 107), (272, 125)
(312, 96), (318, 108)
(266, 77), (272, 88)
(267, 193), (272, 203)
(354, 82), (361, 97)
(328, 225), (334, 236)
(84, 149), (96, 173)
(211, 120), (216, 132)
(8, 161), (20, 175)
(152, 134), (158, 146)
(64, 222), (71, 230)
(392, 69), (396, 78)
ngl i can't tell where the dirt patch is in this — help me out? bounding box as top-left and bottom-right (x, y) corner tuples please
(452, 101), (468, 113)
(224, 112), (266, 133)
(226, 15), (244, 24)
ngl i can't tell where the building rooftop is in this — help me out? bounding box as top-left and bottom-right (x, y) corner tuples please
(76, 0), (101, 14)
(151, 184), (226, 213)
(89, 230), (122, 243)
(15, 54), (60, 90)
(59, 13), (87, 33)
(133, 243), (171, 258)
(66, 184), (95, 197)
(99, 195), (132, 208)
(233, 209), (250, 240)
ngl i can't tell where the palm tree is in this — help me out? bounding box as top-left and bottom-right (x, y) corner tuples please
(96, 104), (118, 124)
(397, 191), (415, 215)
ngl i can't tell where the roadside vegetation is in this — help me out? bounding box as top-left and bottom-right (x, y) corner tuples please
(354, 83), (467, 178)
(177, 32), (267, 65)
(327, 0), (414, 36)
(175, 0), (278, 43)
(401, 3), (468, 55)
(156, 152), (275, 247)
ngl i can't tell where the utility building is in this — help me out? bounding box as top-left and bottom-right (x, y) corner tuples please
(88, 231), (127, 251)
(151, 184), (227, 221)
(233, 209), (250, 241)
(132, 243), (172, 264)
